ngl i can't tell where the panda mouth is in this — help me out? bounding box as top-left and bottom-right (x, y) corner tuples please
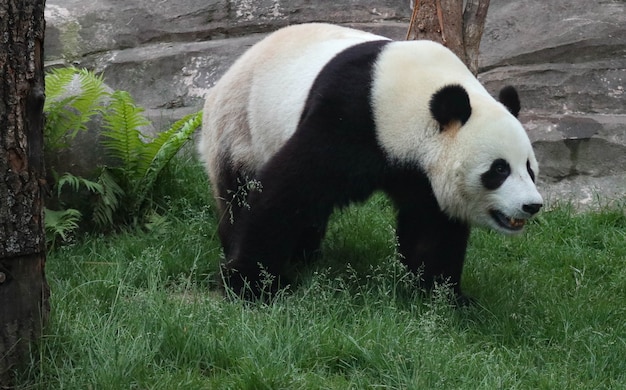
(490, 210), (526, 231)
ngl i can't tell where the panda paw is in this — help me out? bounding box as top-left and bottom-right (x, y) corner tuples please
(216, 261), (291, 303)
(453, 292), (476, 307)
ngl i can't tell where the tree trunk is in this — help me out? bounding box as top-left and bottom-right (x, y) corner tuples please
(0, 0), (49, 386)
(406, 0), (490, 75)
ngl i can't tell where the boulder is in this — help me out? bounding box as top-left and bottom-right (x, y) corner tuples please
(44, 0), (626, 206)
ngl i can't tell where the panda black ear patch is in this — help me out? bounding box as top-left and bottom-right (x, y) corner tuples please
(429, 84), (472, 130)
(498, 85), (521, 118)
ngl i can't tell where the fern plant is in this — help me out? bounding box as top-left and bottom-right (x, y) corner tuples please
(44, 67), (203, 245)
(92, 169), (125, 228)
(44, 67), (110, 245)
(45, 208), (82, 249)
(100, 92), (202, 220)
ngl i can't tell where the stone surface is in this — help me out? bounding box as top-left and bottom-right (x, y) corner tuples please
(44, 0), (626, 206)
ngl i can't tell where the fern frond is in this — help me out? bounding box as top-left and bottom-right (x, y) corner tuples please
(137, 111), (202, 174)
(44, 67), (108, 150)
(44, 95), (80, 149)
(73, 68), (106, 115)
(101, 91), (150, 176)
(92, 168), (125, 227)
(45, 207), (82, 247)
(56, 172), (105, 197)
(132, 111), (202, 211)
(44, 67), (78, 103)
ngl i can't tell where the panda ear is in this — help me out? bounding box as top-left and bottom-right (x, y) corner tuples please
(429, 84), (472, 131)
(498, 85), (521, 118)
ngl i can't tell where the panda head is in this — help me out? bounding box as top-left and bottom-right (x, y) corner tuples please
(428, 84), (543, 234)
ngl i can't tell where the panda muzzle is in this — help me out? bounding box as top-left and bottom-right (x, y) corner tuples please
(490, 210), (526, 231)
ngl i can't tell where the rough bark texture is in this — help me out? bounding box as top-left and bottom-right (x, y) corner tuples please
(407, 0), (490, 74)
(0, 0), (49, 385)
(462, 0), (490, 74)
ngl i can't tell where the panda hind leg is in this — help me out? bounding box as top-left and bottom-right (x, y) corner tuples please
(213, 163), (259, 258)
(211, 163), (274, 299)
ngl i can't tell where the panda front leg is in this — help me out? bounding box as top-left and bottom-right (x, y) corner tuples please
(395, 204), (471, 304)
(292, 221), (329, 264)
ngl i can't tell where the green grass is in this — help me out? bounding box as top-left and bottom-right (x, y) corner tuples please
(18, 157), (626, 389)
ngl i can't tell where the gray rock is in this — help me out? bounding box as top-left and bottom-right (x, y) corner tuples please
(45, 1), (409, 62)
(524, 113), (626, 207)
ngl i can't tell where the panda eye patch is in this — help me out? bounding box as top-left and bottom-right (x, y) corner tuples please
(481, 158), (510, 190)
(526, 159), (536, 182)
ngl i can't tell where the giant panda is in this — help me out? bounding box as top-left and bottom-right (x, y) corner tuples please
(197, 23), (543, 303)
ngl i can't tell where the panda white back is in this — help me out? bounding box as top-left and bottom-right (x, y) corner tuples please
(248, 26), (389, 166)
(200, 23), (388, 181)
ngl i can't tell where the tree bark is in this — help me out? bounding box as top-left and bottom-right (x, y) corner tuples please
(406, 0), (490, 75)
(0, 0), (49, 386)
(462, 0), (491, 75)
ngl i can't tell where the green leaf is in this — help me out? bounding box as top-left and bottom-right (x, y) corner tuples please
(57, 172), (105, 198)
(44, 67), (78, 102)
(44, 207), (82, 248)
(44, 67), (108, 151)
(132, 111), (202, 211)
(43, 67), (199, 233)
(92, 168), (126, 227)
(100, 90), (150, 178)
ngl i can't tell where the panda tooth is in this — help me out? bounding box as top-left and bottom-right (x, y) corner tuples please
(509, 218), (526, 228)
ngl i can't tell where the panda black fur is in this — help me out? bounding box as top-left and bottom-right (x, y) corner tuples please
(198, 23), (543, 302)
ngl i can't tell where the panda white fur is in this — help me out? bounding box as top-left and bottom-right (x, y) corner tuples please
(198, 23), (543, 302)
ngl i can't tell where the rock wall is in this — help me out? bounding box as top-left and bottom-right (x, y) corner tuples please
(44, 0), (625, 206)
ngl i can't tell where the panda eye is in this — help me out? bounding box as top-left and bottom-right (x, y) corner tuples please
(493, 159), (510, 176)
(526, 159), (536, 182)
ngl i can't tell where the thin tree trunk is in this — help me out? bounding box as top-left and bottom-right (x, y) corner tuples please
(0, 0), (49, 385)
(462, 0), (491, 75)
(406, 0), (490, 75)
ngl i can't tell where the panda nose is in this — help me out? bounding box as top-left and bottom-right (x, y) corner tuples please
(523, 203), (543, 215)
